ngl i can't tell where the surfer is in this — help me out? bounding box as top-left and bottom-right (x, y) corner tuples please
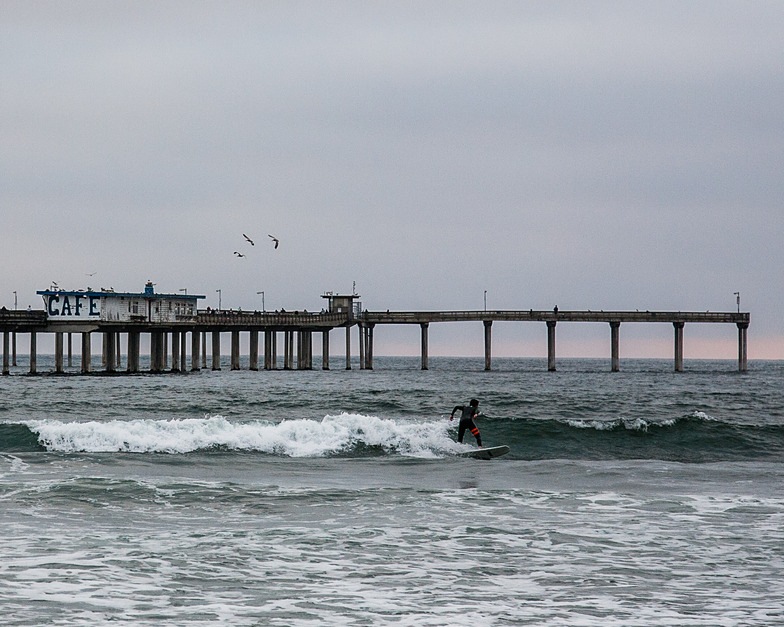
(450, 399), (482, 448)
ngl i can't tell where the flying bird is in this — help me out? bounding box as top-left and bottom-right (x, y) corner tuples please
(243, 233), (255, 246)
(234, 251), (246, 258)
(268, 234), (279, 249)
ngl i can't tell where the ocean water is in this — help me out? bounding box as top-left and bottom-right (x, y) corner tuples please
(1, 356), (783, 626)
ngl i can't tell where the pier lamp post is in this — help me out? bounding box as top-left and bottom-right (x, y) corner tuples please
(484, 290), (487, 312)
(179, 288), (187, 295)
(12, 291), (17, 366)
(734, 292), (740, 313)
(257, 291), (265, 312)
(216, 289), (222, 311)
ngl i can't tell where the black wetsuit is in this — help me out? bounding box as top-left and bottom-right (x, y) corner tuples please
(452, 405), (482, 447)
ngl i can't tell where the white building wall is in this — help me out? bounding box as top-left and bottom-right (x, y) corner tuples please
(101, 296), (197, 322)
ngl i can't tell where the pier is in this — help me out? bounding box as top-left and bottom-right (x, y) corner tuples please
(1, 301), (750, 375)
(358, 310), (750, 372)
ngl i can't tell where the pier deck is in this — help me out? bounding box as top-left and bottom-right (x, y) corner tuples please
(362, 310), (749, 324)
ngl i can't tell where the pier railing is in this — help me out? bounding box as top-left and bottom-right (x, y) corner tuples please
(194, 311), (350, 328)
(0, 309), (47, 329)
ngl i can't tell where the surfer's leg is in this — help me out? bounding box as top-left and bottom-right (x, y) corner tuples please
(469, 421), (482, 447)
(457, 421), (466, 443)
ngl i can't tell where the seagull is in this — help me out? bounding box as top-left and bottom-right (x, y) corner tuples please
(268, 234), (279, 249)
(243, 233), (255, 246)
(234, 251), (246, 258)
(86, 272), (96, 277)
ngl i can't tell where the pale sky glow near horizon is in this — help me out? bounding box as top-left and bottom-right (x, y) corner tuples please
(2, 1), (783, 360)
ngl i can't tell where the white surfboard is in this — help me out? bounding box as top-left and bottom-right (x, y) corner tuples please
(457, 445), (510, 460)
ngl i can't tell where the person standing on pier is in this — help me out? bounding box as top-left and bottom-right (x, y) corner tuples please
(450, 398), (482, 447)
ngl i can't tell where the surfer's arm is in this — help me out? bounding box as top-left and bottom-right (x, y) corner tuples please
(449, 405), (464, 421)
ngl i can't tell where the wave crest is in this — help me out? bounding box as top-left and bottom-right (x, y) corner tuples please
(22, 413), (458, 458)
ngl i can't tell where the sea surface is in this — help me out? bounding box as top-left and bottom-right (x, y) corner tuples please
(1, 356), (783, 626)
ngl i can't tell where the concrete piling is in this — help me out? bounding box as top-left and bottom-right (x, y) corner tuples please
(420, 323), (429, 370)
(211, 332), (221, 370)
(738, 323), (748, 372)
(674, 322), (684, 372)
(190, 330), (200, 371)
(484, 320), (492, 371)
(610, 322), (620, 372)
(29, 332), (36, 374)
(231, 331), (240, 370)
(81, 332), (91, 373)
(55, 332), (64, 373)
(128, 332), (140, 373)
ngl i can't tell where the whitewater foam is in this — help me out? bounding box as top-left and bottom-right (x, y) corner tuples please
(565, 416), (681, 432)
(22, 413), (459, 458)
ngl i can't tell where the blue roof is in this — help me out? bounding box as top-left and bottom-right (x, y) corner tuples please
(36, 290), (204, 300)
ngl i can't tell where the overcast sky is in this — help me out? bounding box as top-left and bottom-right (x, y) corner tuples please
(2, 1), (782, 359)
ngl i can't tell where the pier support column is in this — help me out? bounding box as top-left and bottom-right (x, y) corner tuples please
(264, 331), (272, 369)
(610, 322), (620, 372)
(673, 322), (684, 372)
(149, 333), (158, 372)
(322, 330), (330, 370)
(737, 322), (748, 372)
(116, 333), (122, 370)
(150, 331), (165, 373)
(201, 332), (207, 368)
(81, 332), (91, 373)
(2, 332), (8, 375)
(345, 326), (351, 370)
(12, 332), (17, 366)
(211, 332), (221, 370)
(284, 331), (293, 370)
(366, 324), (374, 370)
(231, 331), (240, 370)
(484, 321), (492, 371)
(149, 332), (157, 372)
(128, 332), (140, 373)
(421, 323), (429, 370)
(180, 331), (187, 372)
(55, 333), (64, 373)
(547, 321), (557, 372)
(249, 331), (259, 371)
(68, 333), (73, 367)
(104, 332), (116, 373)
(358, 324), (366, 370)
(305, 331), (312, 369)
(271, 331), (279, 370)
(297, 331), (312, 370)
(171, 331), (180, 372)
(29, 332), (37, 374)
(190, 330), (200, 371)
